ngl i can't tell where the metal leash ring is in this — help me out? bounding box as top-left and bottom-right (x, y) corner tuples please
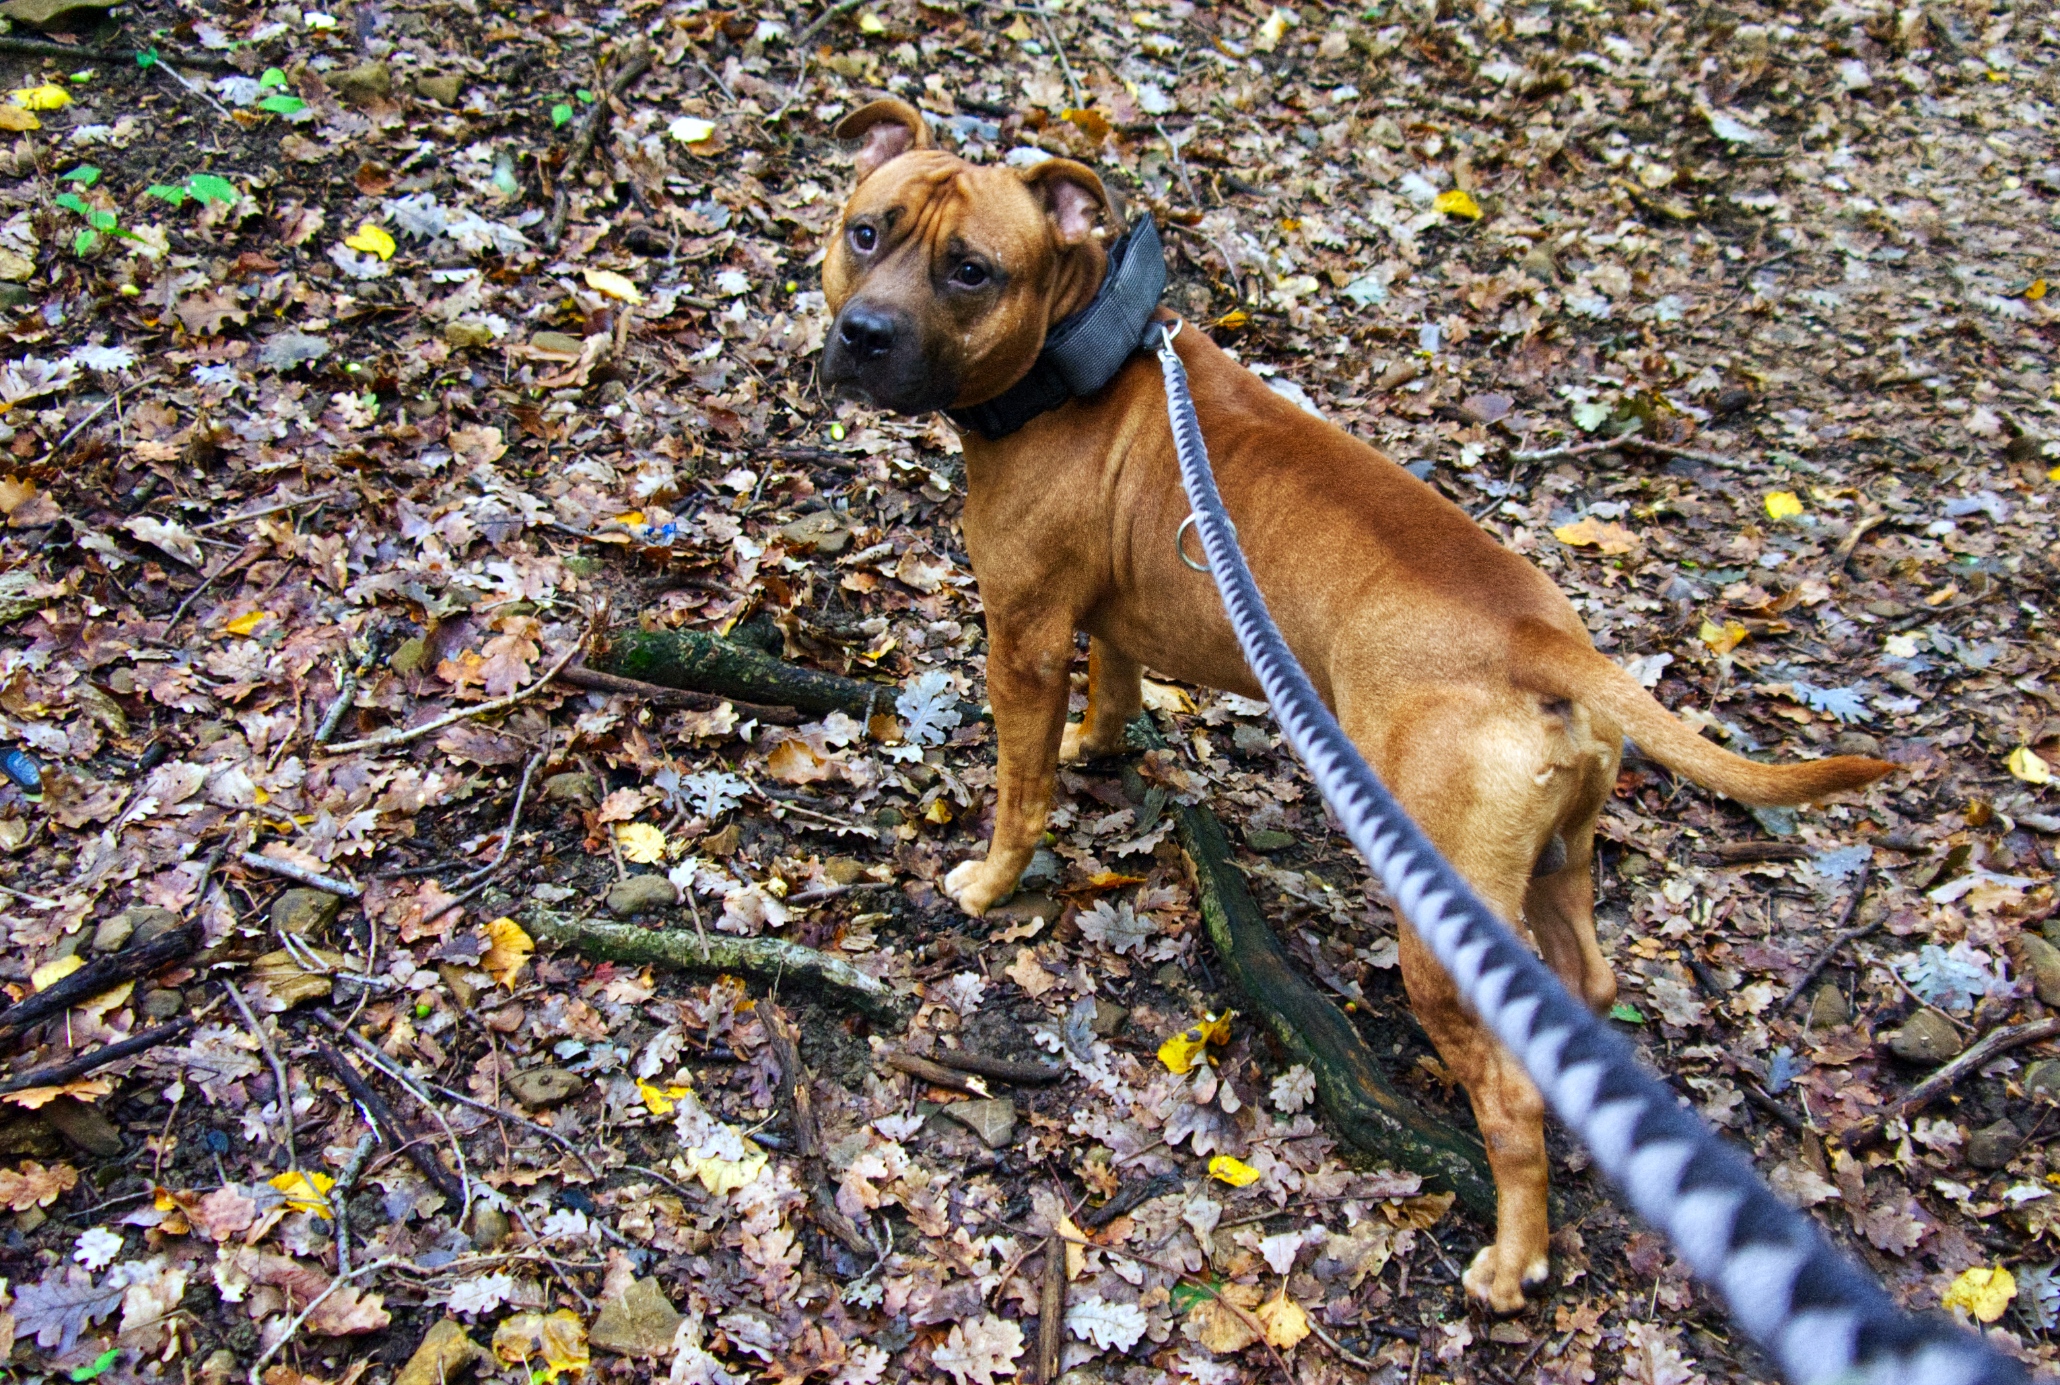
(1175, 513), (1234, 572)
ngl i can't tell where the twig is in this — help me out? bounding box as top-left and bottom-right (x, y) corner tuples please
(426, 1079), (601, 1179)
(1305, 1316), (1379, 1370)
(1779, 866), (1875, 1012)
(1510, 429), (1751, 472)
(762, 54), (812, 126)
(312, 1039), (469, 1216)
(323, 637), (587, 754)
(925, 1049), (1064, 1086)
(222, 982), (299, 1177)
(885, 1050), (990, 1096)
(792, 0), (865, 48)
(545, 43), (653, 250)
(150, 55), (234, 120)
(238, 851), (363, 900)
(557, 663), (802, 725)
(1037, 1235), (1064, 1385)
(508, 1203), (595, 1308)
(763, 1000), (875, 1255)
(1845, 1016), (2060, 1149)
(164, 545), (260, 633)
(331, 1129), (378, 1278)
(784, 880), (897, 905)
(0, 1017), (193, 1094)
(1037, 8), (1084, 108)
(196, 490), (341, 533)
(456, 748), (546, 887)
(246, 1256), (404, 1385)
(39, 393), (118, 461)
(318, 1026), (475, 1228)
(0, 881), (64, 909)
(314, 630), (386, 747)
(0, 926), (197, 1040)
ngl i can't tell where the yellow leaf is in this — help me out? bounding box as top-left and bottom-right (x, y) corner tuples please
(1058, 1215), (1087, 1278)
(1941, 1265), (2016, 1324)
(269, 1170), (336, 1214)
(344, 222), (396, 260)
(1208, 1154), (1261, 1188)
(1433, 188), (1482, 220)
(1188, 1284), (1264, 1353)
(4, 1078), (111, 1109)
(1157, 1011), (1235, 1075)
(857, 11), (885, 32)
(30, 955), (83, 991)
(616, 822), (669, 863)
(1763, 490), (1804, 519)
(493, 1310), (589, 1381)
(223, 610), (273, 636)
(1699, 619), (1748, 655)
(1208, 309), (1249, 330)
(481, 916), (534, 990)
(2030, 279), (2048, 301)
(2009, 747), (2053, 786)
(1061, 107), (1111, 142)
(635, 1080), (690, 1117)
(1551, 516), (1639, 555)
(581, 268), (643, 304)
(1256, 1285), (1310, 1349)
(0, 106), (38, 131)
(684, 1149), (767, 1196)
(10, 85), (70, 110)
(1139, 679), (1194, 714)
(673, 117), (716, 143)
(923, 798), (953, 824)
(766, 738), (834, 784)
(1004, 15), (1034, 40)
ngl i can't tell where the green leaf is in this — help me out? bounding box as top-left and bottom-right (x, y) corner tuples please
(258, 94), (307, 115)
(1608, 1002), (1646, 1024)
(71, 1349), (121, 1382)
(1169, 1281), (1213, 1313)
(86, 208), (118, 232)
(72, 227), (99, 257)
(550, 102), (573, 127)
(260, 67), (288, 88)
(59, 165), (99, 185)
(185, 174), (239, 205)
(144, 183), (189, 206)
(576, 88), (595, 102)
(135, 47), (159, 68)
(53, 191), (90, 216)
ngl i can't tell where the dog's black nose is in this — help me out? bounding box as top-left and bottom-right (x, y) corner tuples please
(836, 305), (898, 360)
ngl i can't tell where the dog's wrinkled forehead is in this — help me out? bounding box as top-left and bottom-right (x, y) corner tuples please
(840, 151), (1055, 268)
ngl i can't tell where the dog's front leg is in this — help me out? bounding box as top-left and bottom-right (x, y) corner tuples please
(943, 619), (1075, 915)
(1060, 638), (1142, 762)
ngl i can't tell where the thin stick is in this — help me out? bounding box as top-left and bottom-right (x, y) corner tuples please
(331, 1129), (378, 1278)
(1304, 1316), (1378, 1370)
(1036, 1234), (1064, 1385)
(1511, 431), (1750, 473)
(0, 881), (63, 909)
(557, 663), (802, 725)
(784, 880), (896, 906)
(1779, 866), (1874, 1011)
(456, 748), (546, 887)
(792, 0), (864, 48)
(0, 1017), (193, 1094)
(545, 44), (653, 250)
(1893, 1016), (2060, 1121)
(318, 1030), (474, 1228)
(314, 631), (384, 746)
(0, 36), (233, 69)
(39, 393), (118, 460)
(222, 982), (299, 1176)
(151, 56), (234, 120)
(429, 1078), (600, 1177)
(246, 1256), (404, 1385)
(165, 545), (260, 633)
(196, 490), (340, 533)
(508, 1202), (595, 1308)
(323, 637), (586, 754)
(238, 851), (363, 899)
(312, 1039), (469, 1222)
(1037, 8), (1084, 108)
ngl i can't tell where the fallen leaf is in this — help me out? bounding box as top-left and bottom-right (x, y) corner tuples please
(1187, 1284), (1263, 1354)
(29, 955), (82, 991)
(1157, 1011), (1235, 1074)
(223, 610), (275, 636)
(1942, 1265), (2016, 1323)
(188, 1184), (258, 1241)
(482, 917), (533, 989)
(1552, 515), (1639, 555)
(1434, 188), (1482, 219)
(0, 1160), (77, 1210)
(344, 223), (396, 260)
(582, 268), (643, 303)
(1699, 619), (1748, 655)
(2, 1078), (111, 1110)
(635, 1080), (690, 1117)
(1207, 1155), (1261, 1188)
(683, 1148), (767, 1197)
(396, 1319), (486, 1385)
(1139, 679), (1194, 713)
(2008, 747), (2052, 786)
(0, 106), (38, 131)
(616, 822), (669, 863)
(10, 85), (69, 110)
(493, 1310), (588, 1381)
(1255, 1285), (1310, 1349)
(268, 1170), (335, 1215)
(1764, 490), (1804, 519)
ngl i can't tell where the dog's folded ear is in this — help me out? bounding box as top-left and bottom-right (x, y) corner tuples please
(1018, 158), (1112, 245)
(835, 98), (934, 181)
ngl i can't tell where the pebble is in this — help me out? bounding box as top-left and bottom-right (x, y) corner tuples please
(332, 60), (393, 104)
(1805, 984), (1849, 1031)
(90, 913), (134, 955)
(589, 1278), (684, 1358)
(507, 1067), (583, 1110)
(779, 511), (852, 556)
(2026, 1059), (2060, 1101)
(943, 1098), (1016, 1148)
(824, 856), (868, 886)
(1088, 998), (1128, 1037)
(43, 1096), (122, 1156)
(541, 771), (598, 805)
(1967, 1117), (2021, 1170)
(1245, 828), (1296, 853)
(444, 320), (494, 350)
(141, 988), (184, 1020)
(1887, 1009), (1962, 1064)
(607, 874), (678, 918)
(466, 1204), (511, 1249)
(415, 73), (465, 105)
(2018, 933), (2060, 1007)
(272, 888), (341, 937)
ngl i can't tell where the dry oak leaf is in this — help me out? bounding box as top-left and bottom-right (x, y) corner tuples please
(396, 1318), (487, 1385)
(930, 1314), (1023, 1385)
(3, 1078), (113, 1110)
(175, 286), (249, 335)
(1551, 515), (1639, 555)
(494, 1310), (589, 1381)
(1187, 1283), (1265, 1355)
(308, 1283), (393, 1336)
(188, 1184), (259, 1241)
(0, 1160), (78, 1211)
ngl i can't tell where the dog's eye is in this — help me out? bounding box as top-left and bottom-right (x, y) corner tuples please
(850, 224), (877, 252)
(951, 261), (989, 288)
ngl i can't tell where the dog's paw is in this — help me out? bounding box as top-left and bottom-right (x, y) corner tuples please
(1059, 721), (1120, 763)
(1462, 1244), (1550, 1318)
(943, 859), (1011, 916)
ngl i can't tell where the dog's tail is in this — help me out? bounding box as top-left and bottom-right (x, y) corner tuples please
(1511, 620), (1894, 807)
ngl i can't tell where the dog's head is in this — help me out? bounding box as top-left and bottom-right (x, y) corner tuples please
(820, 97), (1113, 417)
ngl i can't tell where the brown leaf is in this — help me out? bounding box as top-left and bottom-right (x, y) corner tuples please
(307, 1285), (392, 1336)
(188, 1184), (258, 1241)
(175, 287), (249, 336)
(1552, 515), (1640, 555)
(0, 1160), (77, 1211)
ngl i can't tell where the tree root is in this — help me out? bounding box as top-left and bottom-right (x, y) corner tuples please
(594, 627), (894, 720)
(1126, 716), (1496, 1220)
(523, 908), (914, 1026)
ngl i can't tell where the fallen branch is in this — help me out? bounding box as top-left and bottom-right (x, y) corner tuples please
(1843, 1015), (2060, 1150)
(0, 926), (198, 1041)
(1036, 1235), (1064, 1385)
(595, 627), (895, 720)
(927, 1049), (1064, 1086)
(885, 1050), (989, 1095)
(523, 908), (913, 1026)
(222, 981), (299, 1178)
(558, 663), (803, 725)
(313, 1039), (468, 1207)
(323, 636), (586, 755)
(1511, 431), (1749, 472)
(1779, 866), (1875, 1012)
(1125, 716), (1496, 1219)
(0, 1017), (193, 1094)
(545, 43), (653, 250)
(763, 1001), (875, 1255)
(238, 851), (363, 900)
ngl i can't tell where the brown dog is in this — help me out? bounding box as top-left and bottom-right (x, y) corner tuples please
(818, 97), (1891, 1314)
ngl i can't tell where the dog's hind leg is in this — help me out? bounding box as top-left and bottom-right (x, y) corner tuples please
(1061, 637), (1142, 762)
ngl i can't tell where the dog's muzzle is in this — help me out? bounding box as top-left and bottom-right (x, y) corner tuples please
(820, 301), (956, 415)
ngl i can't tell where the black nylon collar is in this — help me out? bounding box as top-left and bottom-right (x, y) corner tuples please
(946, 215), (1166, 441)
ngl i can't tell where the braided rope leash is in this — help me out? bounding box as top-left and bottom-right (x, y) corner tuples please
(1153, 323), (2027, 1385)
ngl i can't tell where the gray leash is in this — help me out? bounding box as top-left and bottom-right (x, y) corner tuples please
(1153, 321), (2026, 1385)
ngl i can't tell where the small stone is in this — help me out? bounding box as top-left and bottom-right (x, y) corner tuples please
(1888, 1009), (1963, 1064)
(1805, 984), (1849, 1031)
(541, 771), (597, 805)
(532, 330), (586, 356)
(199, 1349), (238, 1385)
(2026, 1059), (2060, 1100)
(444, 320), (494, 350)
(141, 988), (184, 1020)
(0, 0), (115, 29)
(779, 511), (852, 555)
(396, 1319), (487, 1385)
(943, 1098), (1016, 1148)
(1618, 853), (1654, 879)
(90, 914), (134, 955)
(332, 60), (393, 104)
(125, 905), (184, 947)
(1088, 998), (1128, 1037)
(1245, 829), (1296, 853)
(1864, 600), (1910, 618)
(272, 888), (341, 937)
(1518, 242), (1557, 283)
(1967, 1117), (2021, 1170)
(390, 636), (428, 675)
(1019, 847), (1061, 890)
(606, 874), (678, 918)
(42, 1095), (122, 1156)
(251, 947), (342, 1007)
(1833, 730), (1882, 757)
(465, 1204), (511, 1250)
(14, 1205), (44, 1234)
(508, 1067), (583, 1110)
(2019, 933), (2060, 1007)
(824, 856), (868, 886)
(589, 1277), (684, 1358)
(987, 893), (1058, 931)
(415, 73), (465, 105)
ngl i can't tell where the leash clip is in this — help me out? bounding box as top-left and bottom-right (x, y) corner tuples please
(1157, 319), (1182, 353)
(1176, 512), (1233, 572)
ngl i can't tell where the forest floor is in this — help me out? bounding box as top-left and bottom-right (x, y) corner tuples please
(0, 0), (2054, 1382)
